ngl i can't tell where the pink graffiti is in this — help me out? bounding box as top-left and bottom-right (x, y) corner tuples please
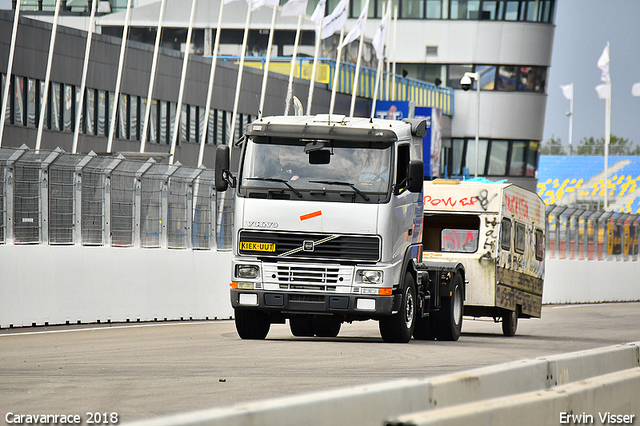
(505, 195), (529, 219)
(424, 195), (478, 208)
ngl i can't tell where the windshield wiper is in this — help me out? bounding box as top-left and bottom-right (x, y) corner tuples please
(309, 180), (370, 201)
(246, 177), (302, 198)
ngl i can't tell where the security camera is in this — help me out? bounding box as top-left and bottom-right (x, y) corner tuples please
(460, 75), (472, 91)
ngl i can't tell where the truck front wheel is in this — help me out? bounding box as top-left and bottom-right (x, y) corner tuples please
(436, 272), (463, 341)
(379, 273), (416, 343)
(235, 308), (270, 340)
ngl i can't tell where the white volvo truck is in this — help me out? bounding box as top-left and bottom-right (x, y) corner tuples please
(215, 114), (465, 343)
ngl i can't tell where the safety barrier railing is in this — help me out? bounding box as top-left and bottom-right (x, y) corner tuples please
(221, 56), (455, 116)
(0, 145), (234, 250)
(546, 204), (639, 261)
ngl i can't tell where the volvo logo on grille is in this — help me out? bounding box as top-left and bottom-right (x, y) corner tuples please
(245, 221), (279, 228)
(303, 241), (314, 252)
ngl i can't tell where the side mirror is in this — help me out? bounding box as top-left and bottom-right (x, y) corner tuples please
(215, 145), (230, 192)
(408, 160), (424, 193)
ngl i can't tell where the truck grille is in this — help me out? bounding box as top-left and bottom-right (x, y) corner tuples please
(277, 265), (340, 284)
(239, 231), (380, 262)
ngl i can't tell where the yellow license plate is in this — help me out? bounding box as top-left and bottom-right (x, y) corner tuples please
(240, 241), (276, 252)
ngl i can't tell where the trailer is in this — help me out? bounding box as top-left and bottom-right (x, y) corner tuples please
(421, 179), (546, 336)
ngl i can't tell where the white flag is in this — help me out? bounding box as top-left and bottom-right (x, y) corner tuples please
(224, 0), (242, 5)
(339, 2), (368, 48)
(281, 0), (308, 17)
(372, 6), (391, 60)
(251, 0), (278, 11)
(595, 83), (609, 100)
(560, 83), (573, 101)
(320, 0), (348, 40)
(597, 44), (610, 83)
(632, 82), (640, 97)
(310, 0), (326, 25)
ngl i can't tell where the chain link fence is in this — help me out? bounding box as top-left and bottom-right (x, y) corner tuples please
(0, 146), (233, 250)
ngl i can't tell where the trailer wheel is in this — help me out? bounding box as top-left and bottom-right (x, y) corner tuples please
(235, 308), (270, 340)
(289, 317), (314, 337)
(313, 318), (342, 337)
(379, 273), (416, 343)
(502, 307), (518, 337)
(436, 272), (463, 341)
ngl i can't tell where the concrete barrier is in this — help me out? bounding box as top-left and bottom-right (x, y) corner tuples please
(387, 368), (640, 426)
(544, 259), (640, 304)
(123, 342), (640, 426)
(0, 246), (234, 328)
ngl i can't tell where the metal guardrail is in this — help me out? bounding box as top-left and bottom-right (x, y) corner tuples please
(0, 145), (234, 250)
(223, 56), (455, 116)
(546, 204), (639, 261)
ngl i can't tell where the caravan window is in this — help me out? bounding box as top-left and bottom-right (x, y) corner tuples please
(515, 222), (526, 253)
(423, 214), (480, 253)
(535, 228), (544, 260)
(501, 218), (512, 250)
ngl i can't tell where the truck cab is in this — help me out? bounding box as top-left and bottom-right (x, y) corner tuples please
(216, 114), (463, 343)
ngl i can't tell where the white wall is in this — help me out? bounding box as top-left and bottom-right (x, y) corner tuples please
(543, 258), (640, 304)
(0, 246), (234, 328)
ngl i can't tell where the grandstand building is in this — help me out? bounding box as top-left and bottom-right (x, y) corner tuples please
(7, 0), (556, 191)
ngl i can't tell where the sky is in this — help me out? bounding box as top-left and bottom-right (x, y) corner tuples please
(543, 0), (640, 151)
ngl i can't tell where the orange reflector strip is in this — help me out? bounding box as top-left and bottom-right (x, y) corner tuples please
(230, 282), (239, 289)
(300, 210), (322, 221)
(379, 288), (393, 296)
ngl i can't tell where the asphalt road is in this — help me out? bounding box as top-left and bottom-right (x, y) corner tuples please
(1, 303), (639, 425)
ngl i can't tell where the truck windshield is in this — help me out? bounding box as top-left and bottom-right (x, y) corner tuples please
(240, 137), (393, 196)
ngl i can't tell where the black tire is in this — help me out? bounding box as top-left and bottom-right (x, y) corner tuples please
(289, 317), (315, 337)
(379, 273), (416, 343)
(312, 318), (342, 337)
(235, 308), (270, 340)
(436, 272), (464, 341)
(502, 307), (518, 337)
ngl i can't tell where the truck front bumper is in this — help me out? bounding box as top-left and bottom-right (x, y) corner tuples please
(231, 289), (397, 317)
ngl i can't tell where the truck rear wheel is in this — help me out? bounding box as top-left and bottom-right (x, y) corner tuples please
(313, 318), (342, 337)
(235, 308), (270, 340)
(502, 307), (518, 337)
(379, 273), (416, 343)
(289, 317), (314, 337)
(436, 272), (463, 341)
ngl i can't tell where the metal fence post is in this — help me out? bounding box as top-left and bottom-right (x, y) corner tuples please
(103, 155), (124, 247)
(75, 152), (96, 245)
(4, 145), (28, 245)
(40, 148), (63, 245)
(134, 158), (155, 248)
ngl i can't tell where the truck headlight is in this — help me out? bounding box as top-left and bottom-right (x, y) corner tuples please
(236, 264), (260, 279)
(359, 270), (383, 284)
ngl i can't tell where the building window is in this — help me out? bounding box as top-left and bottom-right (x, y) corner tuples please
(509, 141), (527, 176)
(465, 138), (488, 176)
(118, 93), (128, 139)
(450, 0), (480, 19)
(401, 0), (424, 18)
(51, 82), (62, 131)
(97, 90), (107, 136)
(75, 86), (83, 133)
(130, 95), (138, 140)
(487, 140), (509, 175)
(86, 88), (95, 135)
(63, 84), (74, 132)
(504, 0), (520, 20)
(27, 78), (37, 128)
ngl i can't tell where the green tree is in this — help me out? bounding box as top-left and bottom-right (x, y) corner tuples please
(541, 135), (567, 155)
(576, 135), (640, 156)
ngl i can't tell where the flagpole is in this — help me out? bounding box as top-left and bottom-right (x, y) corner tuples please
(284, 14), (303, 116)
(228, 0), (253, 145)
(307, 18), (323, 115)
(140, 0), (167, 153)
(604, 41), (611, 210)
(0, 1), (21, 149)
(106, 0), (133, 154)
(258, 5), (278, 119)
(169, 0), (198, 165)
(391, 5), (397, 101)
(329, 27), (344, 115)
(568, 82), (574, 155)
(370, 3), (388, 118)
(198, 0), (225, 166)
(349, 31), (365, 118)
(384, 1), (391, 100)
(371, 56), (383, 118)
(72, 0), (98, 154)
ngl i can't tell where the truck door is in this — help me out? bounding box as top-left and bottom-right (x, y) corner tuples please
(391, 143), (421, 261)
